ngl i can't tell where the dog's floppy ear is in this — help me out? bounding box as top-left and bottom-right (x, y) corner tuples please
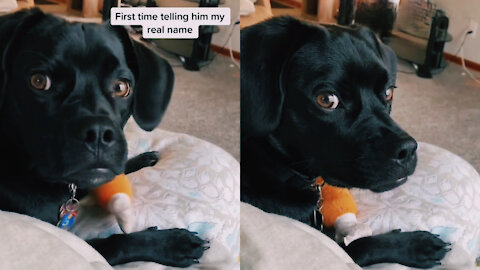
(241, 17), (318, 138)
(0, 8), (46, 108)
(112, 26), (174, 131)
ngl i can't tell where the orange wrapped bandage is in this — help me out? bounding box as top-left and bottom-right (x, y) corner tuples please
(315, 177), (371, 245)
(94, 174), (133, 208)
(93, 174), (134, 233)
(316, 177), (357, 227)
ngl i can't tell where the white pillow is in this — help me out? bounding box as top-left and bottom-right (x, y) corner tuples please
(352, 142), (480, 270)
(0, 211), (111, 270)
(241, 202), (361, 270)
(72, 118), (240, 270)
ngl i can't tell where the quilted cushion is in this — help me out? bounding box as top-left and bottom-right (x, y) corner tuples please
(72, 118), (240, 270)
(354, 142), (480, 270)
(0, 211), (111, 270)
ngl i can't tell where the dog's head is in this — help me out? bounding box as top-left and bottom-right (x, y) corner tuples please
(241, 17), (417, 192)
(0, 9), (173, 188)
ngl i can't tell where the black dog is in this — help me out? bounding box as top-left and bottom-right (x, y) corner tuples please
(241, 17), (449, 268)
(0, 9), (205, 267)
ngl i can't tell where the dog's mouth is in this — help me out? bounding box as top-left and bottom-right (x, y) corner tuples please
(321, 175), (409, 192)
(369, 177), (408, 192)
(63, 166), (118, 189)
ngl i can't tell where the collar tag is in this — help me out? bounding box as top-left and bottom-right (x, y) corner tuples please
(57, 183), (79, 230)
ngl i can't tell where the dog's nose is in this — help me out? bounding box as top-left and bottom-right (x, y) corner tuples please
(83, 123), (115, 147)
(72, 117), (117, 152)
(393, 137), (417, 165)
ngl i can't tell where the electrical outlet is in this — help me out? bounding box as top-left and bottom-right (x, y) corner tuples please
(469, 20), (478, 38)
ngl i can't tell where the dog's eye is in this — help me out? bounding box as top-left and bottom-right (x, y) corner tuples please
(316, 92), (339, 109)
(29, 73), (51, 91)
(385, 87), (395, 101)
(112, 79), (132, 98)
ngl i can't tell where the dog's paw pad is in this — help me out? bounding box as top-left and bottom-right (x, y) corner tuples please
(158, 229), (207, 267)
(138, 151), (159, 166)
(127, 228), (207, 267)
(406, 231), (450, 268)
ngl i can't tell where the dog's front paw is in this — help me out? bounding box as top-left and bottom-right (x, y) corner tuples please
(125, 151), (159, 174)
(132, 227), (208, 267)
(158, 228), (208, 267)
(135, 151), (159, 167)
(395, 230), (450, 268)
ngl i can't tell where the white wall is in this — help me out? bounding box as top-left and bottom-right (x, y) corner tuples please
(430, 0), (480, 63)
(211, 0), (240, 52)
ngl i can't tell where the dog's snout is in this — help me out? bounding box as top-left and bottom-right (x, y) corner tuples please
(71, 117), (119, 153)
(393, 138), (417, 164)
(83, 123), (115, 147)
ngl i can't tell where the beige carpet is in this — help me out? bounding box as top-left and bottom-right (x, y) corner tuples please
(392, 60), (480, 172)
(157, 51), (240, 160)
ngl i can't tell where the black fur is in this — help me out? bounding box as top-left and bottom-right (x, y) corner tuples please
(241, 17), (449, 268)
(0, 9), (205, 267)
